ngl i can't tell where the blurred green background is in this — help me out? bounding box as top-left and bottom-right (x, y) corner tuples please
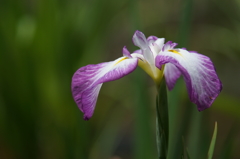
(0, 0), (240, 158)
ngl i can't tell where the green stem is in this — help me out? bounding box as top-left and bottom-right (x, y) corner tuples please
(156, 78), (169, 159)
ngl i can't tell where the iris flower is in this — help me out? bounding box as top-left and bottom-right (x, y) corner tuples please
(71, 30), (222, 120)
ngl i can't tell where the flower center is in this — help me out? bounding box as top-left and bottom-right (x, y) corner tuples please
(138, 59), (164, 86)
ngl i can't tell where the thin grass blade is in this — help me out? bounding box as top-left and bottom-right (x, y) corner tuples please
(207, 122), (218, 159)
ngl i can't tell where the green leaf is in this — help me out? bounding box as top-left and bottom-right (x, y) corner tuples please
(207, 122), (218, 159)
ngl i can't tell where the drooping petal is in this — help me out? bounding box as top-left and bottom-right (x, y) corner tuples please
(71, 57), (138, 120)
(155, 49), (222, 111)
(164, 63), (181, 90)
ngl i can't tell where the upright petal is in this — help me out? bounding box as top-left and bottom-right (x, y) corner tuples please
(132, 31), (154, 65)
(162, 41), (178, 52)
(132, 30), (148, 49)
(72, 57), (138, 120)
(154, 38), (165, 49)
(122, 46), (132, 58)
(147, 36), (158, 43)
(149, 38), (165, 57)
(155, 49), (222, 111)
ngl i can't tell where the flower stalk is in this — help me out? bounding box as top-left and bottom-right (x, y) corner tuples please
(156, 78), (169, 159)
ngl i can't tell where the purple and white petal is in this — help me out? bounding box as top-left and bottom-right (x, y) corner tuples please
(164, 63), (181, 90)
(147, 36), (158, 43)
(132, 31), (155, 65)
(154, 38), (165, 50)
(149, 38), (165, 57)
(133, 49), (142, 54)
(132, 30), (149, 49)
(96, 57), (138, 84)
(162, 41), (178, 52)
(155, 49), (222, 111)
(122, 46), (132, 58)
(147, 36), (165, 55)
(71, 57), (138, 120)
(150, 43), (161, 57)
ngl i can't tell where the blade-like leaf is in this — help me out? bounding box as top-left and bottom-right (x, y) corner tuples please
(207, 122), (218, 159)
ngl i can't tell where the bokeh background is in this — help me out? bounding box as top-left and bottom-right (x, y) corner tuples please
(0, 0), (240, 158)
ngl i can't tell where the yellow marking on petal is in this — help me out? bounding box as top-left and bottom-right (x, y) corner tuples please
(169, 49), (182, 56)
(138, 59), (164, 87)
(114, 57), (128, 66)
